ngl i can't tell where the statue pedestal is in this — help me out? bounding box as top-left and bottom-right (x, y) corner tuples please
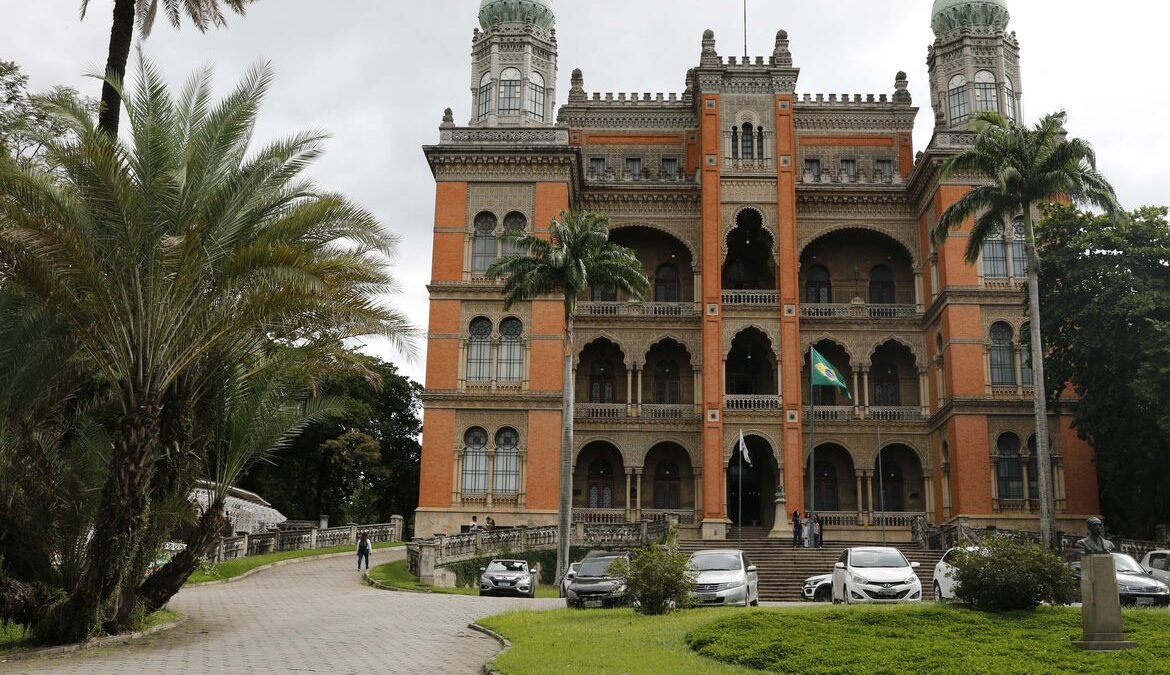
(1074, 554), (1136, 651)
(767, 496), (789, 539)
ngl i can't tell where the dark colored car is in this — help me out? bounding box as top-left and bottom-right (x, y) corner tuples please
(565, 551), (631, 609)
(1065, 552), (1170, 608)
(479, 559), (535, 598)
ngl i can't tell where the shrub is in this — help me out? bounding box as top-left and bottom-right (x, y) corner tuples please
(951, 536), (1077, 611)
(611, 541), (695, 616)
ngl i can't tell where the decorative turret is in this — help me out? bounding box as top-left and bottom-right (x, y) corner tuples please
(931, 0), (1010, 38)
(467, 0), (558, 127)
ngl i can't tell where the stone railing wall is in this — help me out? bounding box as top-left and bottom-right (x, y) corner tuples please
(407, 519), (671, 583)
(920, 517), (1163, 558)
(208, 516), (404, 563)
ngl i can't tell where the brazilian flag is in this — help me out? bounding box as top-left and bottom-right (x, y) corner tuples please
(810, 347), (852, 400)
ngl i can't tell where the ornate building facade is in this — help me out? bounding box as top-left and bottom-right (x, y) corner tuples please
(416, 0), (1100, 540)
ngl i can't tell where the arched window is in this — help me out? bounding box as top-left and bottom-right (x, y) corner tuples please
(588, 459), (615, 508)
(461, 427), (489, 494)
(654, 359), (681, 404)
(1004, 76), (1018, 122)
(492, 428), (520, 495)
(873, 362), (901, 406)
(1020, 322), (1033, 386)
(741, 123), (755, 159)
(497, 318), (523, 382)
(477, 72), (493, 120)
(948, 74), (970, 125)
(869, 265), (895, 304)
(590, 359), (615, 403)
(805, 265), (832, 304)
(973, 70), (998, 113)
(502, 212), (527, 257)
(757, 125), (765, 159)
(941, 441), (951, 472)
(731, 126), (740, 159)
(996, 433), (1023, 500)
(471, 212), (498, 273)
(1010, 218), (1028, 278)
(526, 71), (546, 120)
(813, 461), (839, 511)
(466, 318), (493, 382)
(876, 457), (905, 512)
(989, 322), (1016, 386)
(1026, 435), (1039, 501)
(498, 68), (522, 115)
(654, 460), (681, 509)
(982, 223), (1007, 279)
(654, 263), (680, 302)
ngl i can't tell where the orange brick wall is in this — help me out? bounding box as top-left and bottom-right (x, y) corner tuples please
(1061, 419), (1101, 515)
(418, 409), (455, 508)
(699, 93), (725, 522)
(948, 415), (991, 515)
(431, 183), (468, 282)
(526, 410), (563, 510)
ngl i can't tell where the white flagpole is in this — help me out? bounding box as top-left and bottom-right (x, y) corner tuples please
(878, 425), (887, 545)
(808, 347), (816, 548)
(738, 431), (743, 552)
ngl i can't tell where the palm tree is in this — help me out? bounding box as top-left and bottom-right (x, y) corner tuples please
(80, 0), (257, 134)
(932, 110), (1120, 548)
(0, 56), (412, 643)
(487, 211), (648, 580)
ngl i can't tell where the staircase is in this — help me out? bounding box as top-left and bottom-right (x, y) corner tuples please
(678, 527), (946, 602)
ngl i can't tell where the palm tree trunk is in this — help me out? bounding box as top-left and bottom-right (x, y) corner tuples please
(135, 499), (227, 615)
(556, 315), (574, 582)
(35, 402), (162, 644)
(1022, 207), (1057, 548)
(98, 0), (136, 134)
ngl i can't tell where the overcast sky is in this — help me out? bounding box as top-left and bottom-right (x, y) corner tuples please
(3, 1), (1167, 386)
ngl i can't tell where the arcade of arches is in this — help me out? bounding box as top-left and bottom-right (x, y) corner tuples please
(804, 443), (926, 522)
(572, 441), (698, 520)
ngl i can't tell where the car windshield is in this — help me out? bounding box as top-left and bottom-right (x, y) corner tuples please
(486, 561), (527, 573)
(851, 550), (909, 568)
(690, 553), (742, 572)
(1113, 554), (1144, 574)
(577, 558), (619, 577)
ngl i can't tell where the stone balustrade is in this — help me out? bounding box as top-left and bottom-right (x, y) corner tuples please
(801, 303), (918, 319)
(868, 406), (925, 422)
(725, 395), (782, 412)
(722, 290), (779, 306)
(207, 517), (405, 564)
(575, 301), (698, 318)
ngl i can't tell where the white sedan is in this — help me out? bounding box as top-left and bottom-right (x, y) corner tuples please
(689, 549), (760, 607)
(933, 546), (982, 601)
(831, 547), (923, 604)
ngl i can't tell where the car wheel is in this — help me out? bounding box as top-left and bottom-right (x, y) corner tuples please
(933, 582), (943, 603)
(815, 587), (831, 603)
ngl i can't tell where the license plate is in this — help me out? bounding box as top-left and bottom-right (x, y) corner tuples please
(876, 590), (897, 597)
(1136, 597), (1156, 606)
(499, 581), (512, 587)
(584, 599), (603, 608)
(697, 594), (716, 603)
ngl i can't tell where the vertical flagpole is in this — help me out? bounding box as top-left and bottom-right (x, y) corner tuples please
(738, 430), (743, 552)
(878, 425), (886, 545)
(743, 0), (748, 59)
(808, 347), (816, 547)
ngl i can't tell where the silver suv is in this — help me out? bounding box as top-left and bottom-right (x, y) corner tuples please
(478, 559), (535, 598)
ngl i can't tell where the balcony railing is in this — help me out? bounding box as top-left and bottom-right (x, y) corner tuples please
(868, 407), (925, 422)
(815, 511), (863, 527)
(725, 395), (782, 412)
(801, 303), (918, 319)
(575, 404), (626, 420)
(575, 302), (698, 318)
(573, 508), (627, 524)
(642, 404), (699, 420)
(870, 511), (926, 528)
(642, 509), (697, 525)
(803, 406), (855, 422)
(722, 290), (779, 306)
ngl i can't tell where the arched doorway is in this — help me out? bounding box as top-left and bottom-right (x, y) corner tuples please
(872, 444), (926, 514)
(804, 443), (857, 512)
(642, 442), (695, 513)
(726, 328), (777, 396)
(722, 209), (776, 290)
(726, 435), (778, 527)
(573, 441), (626, 512)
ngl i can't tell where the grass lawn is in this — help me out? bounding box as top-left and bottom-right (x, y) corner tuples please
(0, 609), (179, 657)
(369, 559), (560, 599)
(479, 604), (1170, 675)
(186, 541), (403, 585)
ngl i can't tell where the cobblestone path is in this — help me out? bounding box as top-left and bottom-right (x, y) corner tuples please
(0, 548), (560, 675)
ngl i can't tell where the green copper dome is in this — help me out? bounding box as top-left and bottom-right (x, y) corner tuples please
(931, 0), (1010, 37)
(479, 0), (555, 33)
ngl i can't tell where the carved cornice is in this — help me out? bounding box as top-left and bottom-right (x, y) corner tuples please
(423, 390), (562, 409)
(579, 190), (701, 216)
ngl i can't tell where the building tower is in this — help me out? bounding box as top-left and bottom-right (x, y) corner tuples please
(927, 0), (1022, 130)
(470, 0), (558, 127)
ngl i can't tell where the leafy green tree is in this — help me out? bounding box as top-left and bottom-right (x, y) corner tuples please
(0, 61), (96, 171)
(487, 211), (649, 581)
(241, 354), (422, 528)
(932, 111), (1121, 548)
(79, 0), (257, 133)
(951, 536), (1077, 611)
(0, 57), (411, 644)
(611, 541), (695, 616)
(1037, 204), (1170, 537)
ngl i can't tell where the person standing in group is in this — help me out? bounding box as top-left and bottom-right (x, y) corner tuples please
(469, 515), (479, 532)
(792, 511), (802, 549)
(802, 511), (813, 548)
(813, 516), (823, 549)
(485, 516), (495, 532)
(357, 532), (372, 571)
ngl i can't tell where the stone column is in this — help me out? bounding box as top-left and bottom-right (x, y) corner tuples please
(626, 367), (634, 414)
(1021, 459), (1032, 512)
(1013, 346), (1024, 397)
(861, 368), (870, 418)
(919, 370), (930, 417)
(866, 472), (876, 526)
(390, 515), (405, 542)
(624, 469), (634, 522)
(914, 271), (924, 313)
(636, 366), (644, 414)
(855, 472), (865, 523)
(924, 473), (935, 521)
(852, 370), (861, 418)
(694, 470), (704, 520)
(694, 368), (704, 415)
(633, 468), (643, 520)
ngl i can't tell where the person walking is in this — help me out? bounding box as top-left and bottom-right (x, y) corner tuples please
(357, 532), (372, 571)
(814, 516), (823, 549)
(791, 511), (802, 549)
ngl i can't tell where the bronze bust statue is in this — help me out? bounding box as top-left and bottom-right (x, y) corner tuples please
(1076, 517), (1115, 554)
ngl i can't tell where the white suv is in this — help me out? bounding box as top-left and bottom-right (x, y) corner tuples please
(933, 546), (981, 601)
(831, 547), (922, 604)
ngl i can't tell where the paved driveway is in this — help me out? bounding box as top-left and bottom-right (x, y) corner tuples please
(0, 549), (560, 675)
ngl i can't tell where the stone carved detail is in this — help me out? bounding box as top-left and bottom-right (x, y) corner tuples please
(797, 221), (920, 268)
(863, 333), (927, 370)
(722, 426), (784, 465)
(800, 332), (861, 367)
(454, 411), (530, 449)
(722, 320), (782, 358)
(574, 431), (702, 467)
